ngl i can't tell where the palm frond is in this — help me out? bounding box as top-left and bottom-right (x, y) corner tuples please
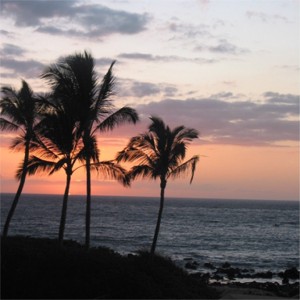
(92, 160), (130, 186)
(174, 127), (199, 144)
(95, 106), (139, 133)
(0, 118), (19, 132)
(10, 135), (25, 151)
(168, 155), (199, 183)
(94, 61), (116, 114)
(129, 165), (155, 181)
(26, 155), (62, 177)
(49, 158), (68, 175)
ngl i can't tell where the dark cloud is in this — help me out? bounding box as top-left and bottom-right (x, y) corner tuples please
(118, 79), (178, 98)
(132, 93), (299, 145)
(1, 58), (44, 78)
(1, 1), (149, 38)
(0, 29), (13, 37)
(118, 53), (156, 61)
(1, 0), (74, 26)
(131, 82), (161, 97)
(118, 52), (216, 64)
(0, 43), (26, 56)
(95, 57), (116, 67)
(195, 39), (249, 55)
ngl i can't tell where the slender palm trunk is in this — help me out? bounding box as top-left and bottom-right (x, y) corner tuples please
(150, 178), (167, 255)
(58, 171), (72, 245)
(2, 141), (30, 238)
(85, 156), (91, 250)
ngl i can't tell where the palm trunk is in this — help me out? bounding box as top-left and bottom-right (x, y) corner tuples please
(150, 178), (166, 255)
(85, 156), (91, 250)
(58, 171), (72, 245)
(2, 141), (30, 238)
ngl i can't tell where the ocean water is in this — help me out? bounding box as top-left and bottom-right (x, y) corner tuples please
(1, 193), (299, 277)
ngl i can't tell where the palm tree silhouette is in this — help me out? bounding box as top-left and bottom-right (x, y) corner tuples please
(24, 100), (84, 244)
(41, 51), (139, 249)
(1, 80), (40, 237)
(116, 116), (199, 255)
(26, 101), (129, 245)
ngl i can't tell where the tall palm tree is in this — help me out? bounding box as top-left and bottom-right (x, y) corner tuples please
(1, 80), (40, 237)
(25, 103), (130, 245)
(24, 101), (84, 244)
(41, 51), (139, 249)
(116, 116), (199, 255)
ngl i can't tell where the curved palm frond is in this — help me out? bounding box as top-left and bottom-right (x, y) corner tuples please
(92, 160), (130, 186)
(0, 118), (19, 132)
(95, 106), (139, 133)
(9, 135), (26, 151)
(93, 60), (116, 117)
(168, 155), (199, 183)
(16, 155), (58, 179)
(129, 164), (155, 181)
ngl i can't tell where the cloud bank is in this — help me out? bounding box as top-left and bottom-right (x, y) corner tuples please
(113, 92), (299, 146)
(1, 0), (149, 38)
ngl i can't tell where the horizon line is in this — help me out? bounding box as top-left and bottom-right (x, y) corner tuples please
(0, 192), (298, 202)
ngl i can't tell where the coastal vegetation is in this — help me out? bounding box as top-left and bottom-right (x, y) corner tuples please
(32, 51), (138, 247)
(1, 236), (219, 299)
(1, 50), (299, 299)
(0, 51), (198, 254)
(116, 116), (199, 255)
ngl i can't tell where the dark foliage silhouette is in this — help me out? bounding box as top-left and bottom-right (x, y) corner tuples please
(24, 98), (84, 244)
(41, 51), (139, 248)
(0, 81), (40, 237)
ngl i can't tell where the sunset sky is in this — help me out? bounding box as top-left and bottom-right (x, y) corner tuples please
(0, 0), (299, 200)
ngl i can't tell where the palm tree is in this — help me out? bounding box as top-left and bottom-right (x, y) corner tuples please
(116, 116), (199, 255)
(1, 80), (40, 237)
(25, 102), (130, 245)
(24, 101), (84, 244)
(41, 51), (139, 249)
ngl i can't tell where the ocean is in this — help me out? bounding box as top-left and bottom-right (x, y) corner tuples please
(1, 193), (299, 279)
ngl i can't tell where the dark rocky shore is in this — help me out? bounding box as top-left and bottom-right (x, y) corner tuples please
(1, 236), (299, 299)
(185, 260), (299, 298)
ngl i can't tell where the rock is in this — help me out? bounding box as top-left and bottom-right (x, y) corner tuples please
(283, 267), (299, 279)
(254, 271), (273, 279)
(241, 268), (250, 273)
(282, 277), (289, 284)
(211, 274), (223, 281)
(222, 262), (231, 268)
(216, 267), (240, 280)
(188, 272), (202, 279)
(189, 272), (211, 284)
(204, 262), (216, 269)
(185, 262), (197, 270)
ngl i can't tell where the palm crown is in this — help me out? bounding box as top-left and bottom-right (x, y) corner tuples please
(117, 116), (199, 185)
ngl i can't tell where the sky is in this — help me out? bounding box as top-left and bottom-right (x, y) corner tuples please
(0, 0), (299, 201)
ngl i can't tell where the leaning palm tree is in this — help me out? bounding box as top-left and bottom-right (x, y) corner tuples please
(41, 51), (139, 249)
(116, 116), (199, 255)
(1, 80), (40, 237)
